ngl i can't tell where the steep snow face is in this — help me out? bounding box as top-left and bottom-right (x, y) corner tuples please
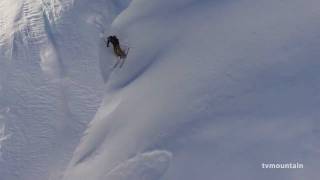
(0, 0), (112, 180)
(1, 0), (320, 180)
(64, 0), (320, 180)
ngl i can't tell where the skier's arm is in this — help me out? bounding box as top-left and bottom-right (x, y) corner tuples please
(106, 39), (110, 47)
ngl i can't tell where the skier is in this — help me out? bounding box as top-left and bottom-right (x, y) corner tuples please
(106, 36), (123, 57)
(105, 35), (128, 68)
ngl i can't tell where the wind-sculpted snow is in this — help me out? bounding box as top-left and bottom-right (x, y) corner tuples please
(105, 150), (172, 180)
(0, 107), (10, 160)
(0, 0), (104, 179)
(1, 0), (320, 180)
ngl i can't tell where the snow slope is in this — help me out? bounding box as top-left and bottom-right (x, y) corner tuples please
(0, 0), (106, 179)
(1, 0), (320, 180)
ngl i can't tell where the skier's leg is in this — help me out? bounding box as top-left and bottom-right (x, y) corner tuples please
(119, 48), (129, 68)
(115, 46), (121, 57)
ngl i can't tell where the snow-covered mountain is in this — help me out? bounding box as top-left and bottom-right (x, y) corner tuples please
(1, 0), (320, 180)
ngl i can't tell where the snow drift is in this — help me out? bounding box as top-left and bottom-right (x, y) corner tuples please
(1, 0), (320, 180)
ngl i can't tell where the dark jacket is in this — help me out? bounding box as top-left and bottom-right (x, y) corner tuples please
(106, 35), (126, 59)
(107, 36), (120, 48)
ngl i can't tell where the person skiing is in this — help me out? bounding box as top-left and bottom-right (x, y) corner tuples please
(106, 35), (127, 59)
(105, 35), (128, 68)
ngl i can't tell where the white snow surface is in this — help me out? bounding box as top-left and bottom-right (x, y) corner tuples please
(1, 0), (320, 180)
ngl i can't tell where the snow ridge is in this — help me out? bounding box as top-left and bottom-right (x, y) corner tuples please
(105, 150), (172, 180)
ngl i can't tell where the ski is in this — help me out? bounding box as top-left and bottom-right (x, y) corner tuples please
(119, 48), (130, 68)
